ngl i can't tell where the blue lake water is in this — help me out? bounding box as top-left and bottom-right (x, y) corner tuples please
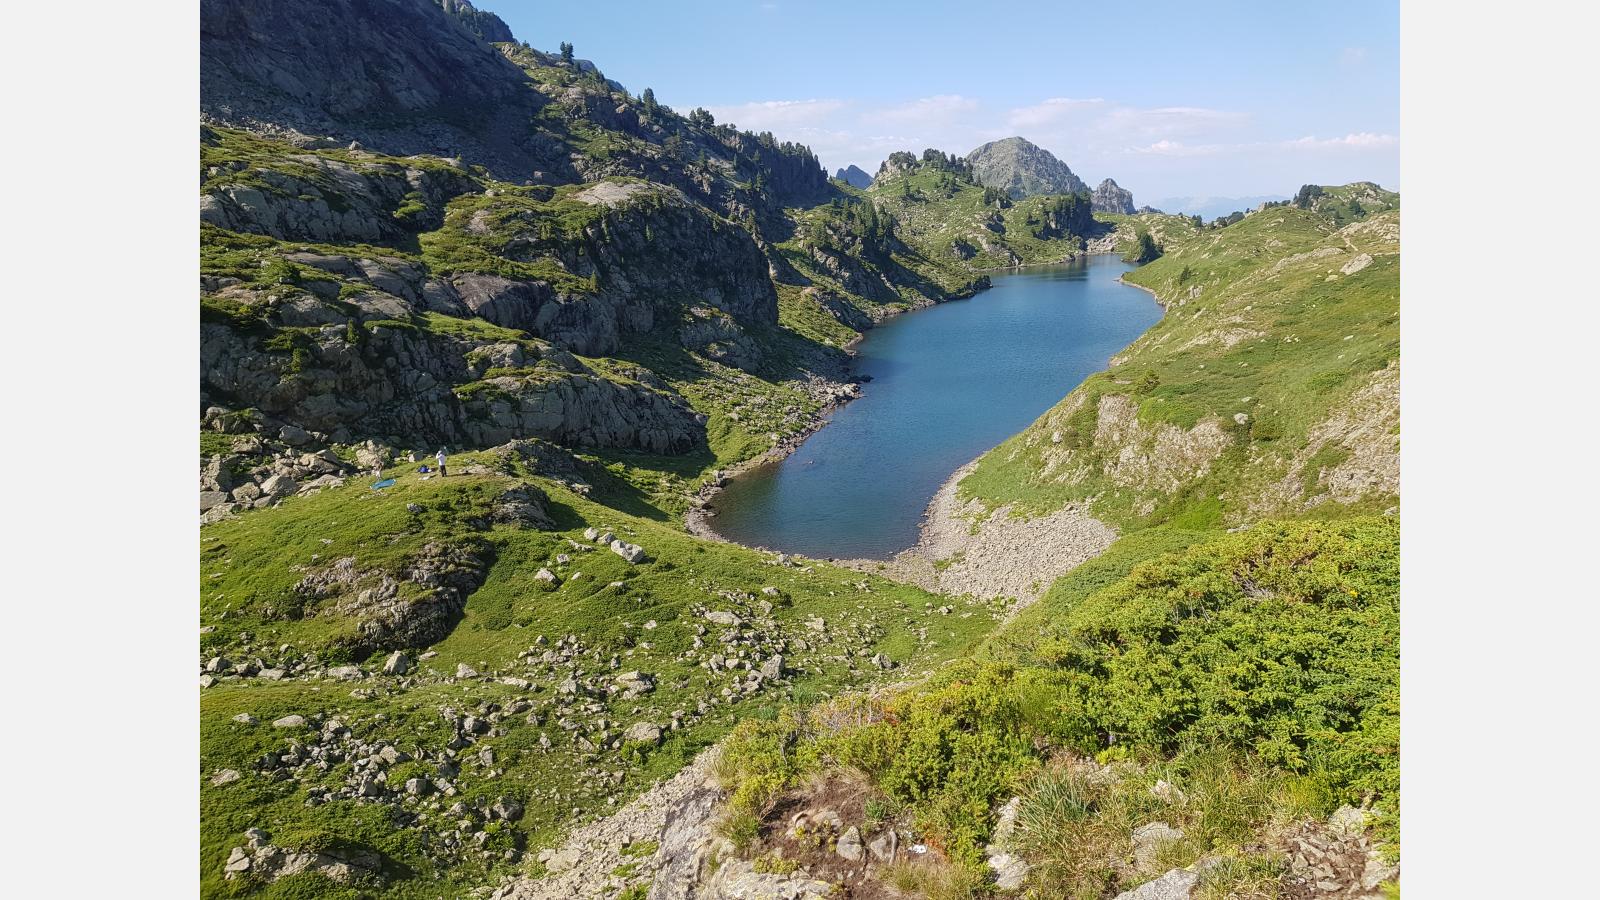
(709, 254), (1162, 559)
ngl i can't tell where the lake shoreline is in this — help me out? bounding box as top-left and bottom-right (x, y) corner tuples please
(685, 253), (1144, 571)
(684, 275), (995, 548)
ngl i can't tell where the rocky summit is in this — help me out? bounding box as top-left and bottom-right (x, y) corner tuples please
(833, 164), (873, 189)
(195, 2), (1401, 898)
(1091, 177), (1136, 214)
(965, 135), (1088, 199)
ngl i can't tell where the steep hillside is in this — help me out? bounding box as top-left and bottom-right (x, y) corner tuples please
(200, 447), (1002, 897)
(708, 517), (1398, 898)
(866, 150), (1100, 270)
(959, 190), (1399, 530)
(966, 136), (1087, 199)
(197, 0), (1023, 521)
(691, 189), (1401, 900)
(197, 4), (1402, 898)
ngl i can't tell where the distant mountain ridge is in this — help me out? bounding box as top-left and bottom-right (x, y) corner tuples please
(834, 164), (873, 189)
(1151, 194), (1289, 220)
(965, 136), (1087, 199)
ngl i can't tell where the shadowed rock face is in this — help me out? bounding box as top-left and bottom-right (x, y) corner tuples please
(200, 319), (707, 454)
(436, 0), (513, 43)
(200, 0), (544, 177)
(966, 136), (1087, 199)
(834, 165), (873, 189)
(1093, 178), (1136, 215)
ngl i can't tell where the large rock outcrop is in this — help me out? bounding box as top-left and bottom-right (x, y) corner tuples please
(833, 165), (873, 189)
(457, 373), (705, 454)
(431, 181), (780, 355)
(200, 318), (706, 454)
(200, 140), (480, 243)
(1092, 178), (1136, 215)
(295, 539), (490, 654)
(200, 0), (544, 177)
(965, 136), (1087, 199)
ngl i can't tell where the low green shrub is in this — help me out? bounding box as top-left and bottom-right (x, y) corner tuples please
(1032, 516), (1400, 811)
(709, 517), (1399, 882)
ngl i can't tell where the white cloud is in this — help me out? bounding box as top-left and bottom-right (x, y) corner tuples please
(997, 100), (1246, 168)
(690, 92), (1395, 197)
(1283, 132), (1398, 149)
(703, 99), (849, 133)
(1128, 140), (1227, 157)
(1006, 97), (1106, 129)
(1098, 105), (1246, 139)
(879, 94), (980, 125)
(1127, 131), (1398, 159)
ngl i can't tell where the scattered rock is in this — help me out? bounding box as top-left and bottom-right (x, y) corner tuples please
(610, 539), (647, 563)
(990, 851), (1029, 890)
(1341, 253), (1374, 275)
(1328, 805), (1367, 838)
(836, 825), (864, 861)
(1150, 780), (1186, 805)
(867, 828), (897, 862)
(1114, 867), (1201, 900)
(623, 721), (662, 746)
(1132, 821), (1184, 871)
(271, 715), (307, 729)
(756, 655), (783, 680)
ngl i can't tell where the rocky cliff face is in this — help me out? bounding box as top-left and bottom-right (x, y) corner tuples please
(200, 0), (546, 178)
(200, 309), (706, 454)
(965, 136), (1086, 199)
(198, 0), (984, 472)
(436, 0), (513, 42)
(833, 165), (872, 189)
(197, 0), (858, 467)
(1091, 178), (1136, 214)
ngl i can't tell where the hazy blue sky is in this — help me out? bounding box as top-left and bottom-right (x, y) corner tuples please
(492, 1), (1398, 202)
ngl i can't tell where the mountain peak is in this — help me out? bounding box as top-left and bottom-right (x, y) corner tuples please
(964, 136), (1086, 199)
(1092, 178), (1135, 214)
(834, 164), (873, 189)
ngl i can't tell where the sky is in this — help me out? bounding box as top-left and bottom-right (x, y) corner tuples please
(491, 1), (1398, 203)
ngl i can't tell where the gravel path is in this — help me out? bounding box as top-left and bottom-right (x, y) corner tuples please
(490, 747), (723, 900)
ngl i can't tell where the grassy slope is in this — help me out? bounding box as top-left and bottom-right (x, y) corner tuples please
(705, 187), (1402, 896)
(959, 194), (1400, 531)
(201, 125), (849, 509)
(867, 165), (1100, 270)
(200, 449), (1001, 898)
(713, 517), (1400, 896)
(203, 56), (1401, 891)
